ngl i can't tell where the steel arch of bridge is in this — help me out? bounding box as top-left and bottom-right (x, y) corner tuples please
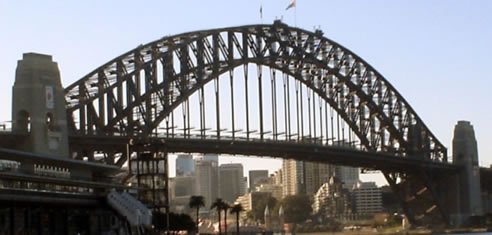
(63, 21), (458, 226)
(65, 21), (446, 162)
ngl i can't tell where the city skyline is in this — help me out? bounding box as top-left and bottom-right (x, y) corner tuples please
(168, 154), (378, 187)
(1, 1), (490, 186)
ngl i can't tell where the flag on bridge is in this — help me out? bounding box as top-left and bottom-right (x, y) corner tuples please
(260, 5), (263, 19)
(286, 0), (296, 10)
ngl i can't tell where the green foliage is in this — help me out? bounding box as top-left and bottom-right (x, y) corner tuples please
(189, 195), (205, 232)
(246, 210), (255, 220)
(189, 195), (205, 210)
(295, 221), (342, 233)
(153, 212), (196, 231)
(249, 196), (278, 223)
(230, 203), (244, 215)
(371, 220), (384, 228)
(281, 195), (312, 224)
(385, 215), (402, 227)
(211, 198), (228, 233)
(486, 213), (492, 227)
(222, 201), (231, 212)
(230, 204), (245, 235)
(211, 198), (226, 211)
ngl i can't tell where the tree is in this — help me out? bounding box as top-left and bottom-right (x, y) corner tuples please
(211, 198), (226, 234)
(222, 202), (230, 234)
(248, 196), (277, 223)
(230, 203), (244, 235)
(189, 195), (205, 233)
(153, 212), (196, 232)
(385, 214), (402, 227)
(281, 195), (312, 231)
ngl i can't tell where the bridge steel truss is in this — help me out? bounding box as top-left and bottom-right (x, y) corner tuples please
(64, 21), (453, 226)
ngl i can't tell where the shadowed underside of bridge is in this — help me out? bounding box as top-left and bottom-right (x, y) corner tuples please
(64, 21), (455, 226)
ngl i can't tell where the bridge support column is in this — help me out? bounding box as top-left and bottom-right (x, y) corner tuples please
(451, 120), (483, 226)
(129, 140), (169, 232)
(385, 170), (453, 228)
(383, 123), (459, 228)
(12, 53), (70, 160)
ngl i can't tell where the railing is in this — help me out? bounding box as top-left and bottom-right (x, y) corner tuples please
(151, 131), (362, 149)
(106, 191), (152, 229)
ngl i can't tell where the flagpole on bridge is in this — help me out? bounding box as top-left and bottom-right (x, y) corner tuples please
(260, 4), (263, 24)
(286, 0), (297, 27)
(295, 1), (297, 27)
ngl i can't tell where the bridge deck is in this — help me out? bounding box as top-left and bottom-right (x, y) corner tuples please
(0, 132), (458, 172)
(70, 135), (458, 172)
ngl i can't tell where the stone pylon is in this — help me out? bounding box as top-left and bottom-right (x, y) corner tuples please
(452, 120), (483, 224)
(12, 53), (69, 159)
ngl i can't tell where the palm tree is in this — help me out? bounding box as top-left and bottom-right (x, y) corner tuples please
(189, 195), (205, 233)
(230, 203), (244, 235)
(222, 202), (230, 234)
(211, 198), (225, 234)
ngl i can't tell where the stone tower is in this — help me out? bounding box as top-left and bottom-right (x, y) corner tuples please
(452, 121), (483, 221)
(12, 53), (69, 158)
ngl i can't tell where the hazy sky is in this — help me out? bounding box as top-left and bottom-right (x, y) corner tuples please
(1, 1), (491, 184)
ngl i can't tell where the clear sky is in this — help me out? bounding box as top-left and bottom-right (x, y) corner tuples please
(1, 1), (491, 185)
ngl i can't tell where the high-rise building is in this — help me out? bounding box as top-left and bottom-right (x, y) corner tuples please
(282, 159), (336, 196)
(272, 169), (283, 185)
(170, 176), (196, 213)
(305, 162), (336, 196)
(203, 153), (218, 163)
(176, 154), (194, 176)
(255, 183), (283, 200)
(243, 177), (248, 195)
(168, 178), (176, 201)
(335, 166), (359, 189)
(174, 176), (195, 197)
(195, 159), (219, 209)
(330, 141), (360, 189)
(219, 163), (245, 203)
(352, 181), (382, 215)
(249, 170), (269, 192)
(282, 159), (304, 196)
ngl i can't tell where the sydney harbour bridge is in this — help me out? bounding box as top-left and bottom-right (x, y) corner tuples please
(0, 21), (486, 233)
